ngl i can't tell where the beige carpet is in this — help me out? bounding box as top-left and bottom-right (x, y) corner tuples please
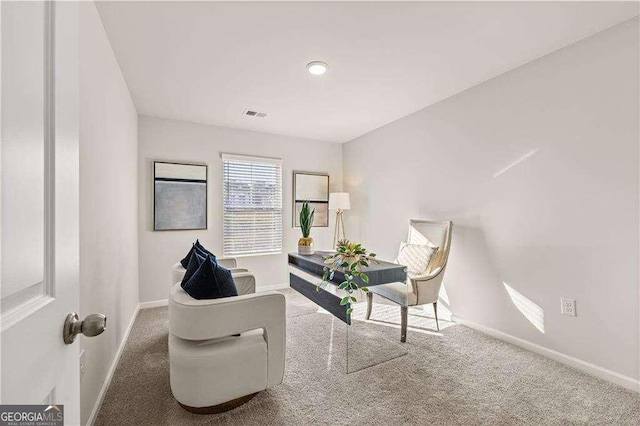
(95, 288), (640, 425)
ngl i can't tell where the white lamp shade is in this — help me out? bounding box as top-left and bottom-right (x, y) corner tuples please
(329, 192), (350, 210)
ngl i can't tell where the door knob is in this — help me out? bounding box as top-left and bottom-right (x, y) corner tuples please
(63, 312), (107, 344)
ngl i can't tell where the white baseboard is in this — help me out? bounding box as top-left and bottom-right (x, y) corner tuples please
(86, 304), (140, 426)
(452, 315), (640, 393)
(138, 298), (168, 309)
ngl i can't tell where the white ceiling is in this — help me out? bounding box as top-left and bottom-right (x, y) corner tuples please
(96, 1), (638, 143)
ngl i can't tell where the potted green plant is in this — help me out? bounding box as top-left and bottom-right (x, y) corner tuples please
(298, 200), (315, 255)
(322, 240), (378, 314)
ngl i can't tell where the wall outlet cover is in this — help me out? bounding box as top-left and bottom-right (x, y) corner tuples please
(561, 298), (576, 317)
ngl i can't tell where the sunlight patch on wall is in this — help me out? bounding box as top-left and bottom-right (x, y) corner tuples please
(503, 282), (545, 333)
(439, 284), (451, 305)
(493, 149), (539, 178)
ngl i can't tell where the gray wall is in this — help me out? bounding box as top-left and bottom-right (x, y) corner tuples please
(343, 18), (639, 381)
(79, 2), (139, 424)
(137, 115), (343, 302)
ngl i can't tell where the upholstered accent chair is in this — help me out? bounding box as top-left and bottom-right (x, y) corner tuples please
(366, 220), (453, 342)
(169, 259), (286, 413)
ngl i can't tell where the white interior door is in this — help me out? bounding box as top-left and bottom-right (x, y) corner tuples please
(1, 1), (80, 424)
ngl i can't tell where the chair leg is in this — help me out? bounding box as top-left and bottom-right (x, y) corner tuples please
(365, 292), (373, 320)
(400, 306), (408, 343)
(433, 302), (439, 331)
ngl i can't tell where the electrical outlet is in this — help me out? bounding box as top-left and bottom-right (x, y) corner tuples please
(79, 350), (86, 378)
(561, 298), (576, 317)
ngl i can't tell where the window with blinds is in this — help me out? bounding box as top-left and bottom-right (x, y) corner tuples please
(222, 154), (283, 256)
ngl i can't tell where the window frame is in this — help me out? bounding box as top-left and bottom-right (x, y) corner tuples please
(221, 153), (283, 257)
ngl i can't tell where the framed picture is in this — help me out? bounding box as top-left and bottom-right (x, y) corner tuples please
(154, 161), (208, 231)
(293, 171), (329, 227)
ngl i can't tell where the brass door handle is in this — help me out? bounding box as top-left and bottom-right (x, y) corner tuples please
(63, 312), (107, 344)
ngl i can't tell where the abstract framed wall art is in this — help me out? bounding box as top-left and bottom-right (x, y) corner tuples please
(293, 171), (329, 227)
(153, 161), (208, 231)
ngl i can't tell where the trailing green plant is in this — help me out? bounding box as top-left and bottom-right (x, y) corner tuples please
(299, 200), (315, 238)
(321, 240), (378, 315)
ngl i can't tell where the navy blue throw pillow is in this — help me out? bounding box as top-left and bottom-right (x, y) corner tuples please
(180, 243), (197, 268)
(195, 241), (216, 263)
(182, 254), (238, 300)
(181, 251), (205, 288)
(180, 240), (217, 268)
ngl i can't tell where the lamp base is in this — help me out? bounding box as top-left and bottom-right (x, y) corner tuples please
(332, 210), (346, 249)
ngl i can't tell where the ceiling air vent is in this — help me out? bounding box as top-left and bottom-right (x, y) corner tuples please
(244, 110), (267, 118)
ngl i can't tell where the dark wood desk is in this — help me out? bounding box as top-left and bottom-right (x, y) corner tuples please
(288, 251), (407, 325)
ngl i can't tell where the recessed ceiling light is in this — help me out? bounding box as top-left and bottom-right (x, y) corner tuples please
(307, 61), (328, 76)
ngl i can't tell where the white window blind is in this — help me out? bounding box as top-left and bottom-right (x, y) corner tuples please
(222, 154), (283, 256)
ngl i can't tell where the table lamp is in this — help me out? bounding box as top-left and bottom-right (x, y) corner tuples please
(329, 192), (350, 249)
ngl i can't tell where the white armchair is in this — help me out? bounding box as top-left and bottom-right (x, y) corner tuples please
(168, 258), (286, 413)
(366, 220), (452, 342)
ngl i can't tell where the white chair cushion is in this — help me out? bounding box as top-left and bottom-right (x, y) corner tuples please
(396, 243), (438, 275)
(368, 281), (417, 306)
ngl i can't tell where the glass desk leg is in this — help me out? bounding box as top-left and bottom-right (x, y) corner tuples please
(345, 298), (408, 374)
